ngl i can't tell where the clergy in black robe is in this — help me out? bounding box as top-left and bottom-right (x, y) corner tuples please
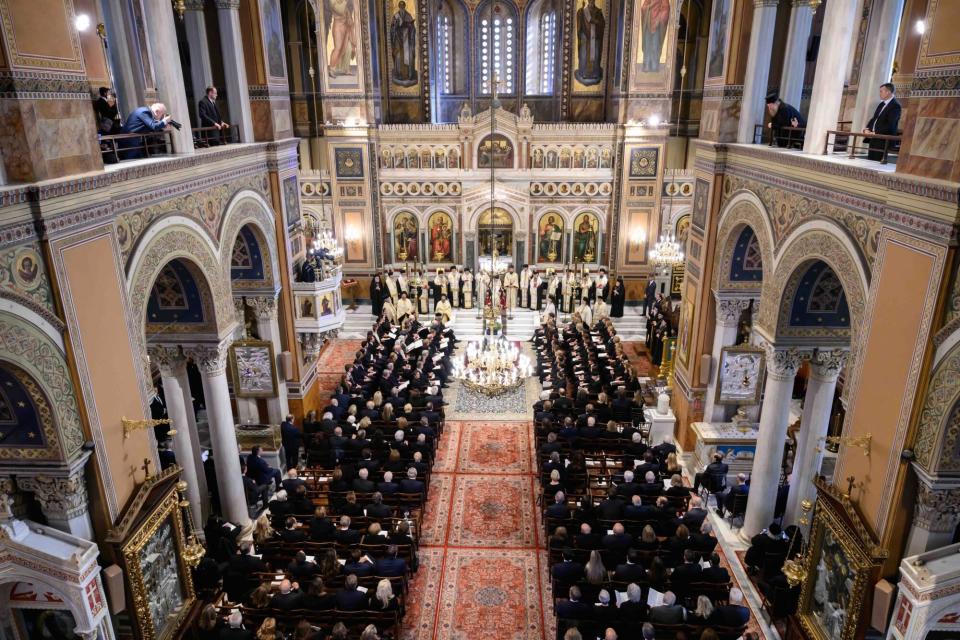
(370, 274), (385, 317)
(536, 278), (548, 310)
(610, 276), (625, 318)
(766, 93), (806, 147)
(644, 279), (657, 316)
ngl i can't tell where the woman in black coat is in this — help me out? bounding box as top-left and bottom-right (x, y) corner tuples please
(610, 276), (625, 318)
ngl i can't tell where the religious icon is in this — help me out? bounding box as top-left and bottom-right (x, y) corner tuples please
(715, 345), (765, 405)
(477, 207), (514, 257)
(575, 0), (606, 86)
(428, 211), (453, 262)
(394, 211), (419, 262)
(260, 0), (286, 78)
(707, 0), (730, 78)
(675, 214), (691, 249)
(477, 134), (514, 169)
(13, 249), (40, 291)
(639, 0), (670, 72)
(320, 293), (335, 316)
(302, 298), (315, 318)
(390, 0), (418, 87)
(538, 214), (564, 263)
(572, 212), (599, 263)
(326, 0), (358, 78)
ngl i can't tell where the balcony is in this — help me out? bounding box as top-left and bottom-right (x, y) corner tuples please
(292, 265), (345, 335)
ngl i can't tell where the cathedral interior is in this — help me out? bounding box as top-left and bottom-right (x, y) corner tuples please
(0, 0), (959, 638)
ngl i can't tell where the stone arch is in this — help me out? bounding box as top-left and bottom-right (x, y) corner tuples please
(219, 191), (281, 293)
(713, 190), (775, 293)
(914, 335), (960, 473)
(755, 224), (868, 345)
(466, 199), (523, 233)
(0, 310), (83, 462)
(0, 577), (96, 637)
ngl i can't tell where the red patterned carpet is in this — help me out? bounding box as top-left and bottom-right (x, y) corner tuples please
(313, 339), (363, 398)
(402, 420), (551, 640)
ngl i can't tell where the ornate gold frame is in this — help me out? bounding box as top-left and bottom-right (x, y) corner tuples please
(229, 338), (278, 398)
(797, 480), (887, 640)
(714, 344), (766, 405)
(120, 489), (196, 640)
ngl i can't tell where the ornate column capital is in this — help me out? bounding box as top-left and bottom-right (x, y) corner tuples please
(808, 349), (848, 382)
(148, 345), (188, 378)
(791, 0), (820, 8)
(233, 297), (246, 325)
(914, 484), (960, 533)
(183, 0), (206, 10)
(714, 295), (751, 327)
(761, 343), (804, 381)
(214, 0), (239, 8)
(246, 295), (278, 321)
(17, 473), (89, 520)
(755, 0), (781, 6)
(0, 476), (19, 520)
(185, 340), (231, 377)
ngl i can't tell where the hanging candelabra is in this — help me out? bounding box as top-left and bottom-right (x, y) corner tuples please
(648, 232), (685, 268)
(452, 336), (532, 397)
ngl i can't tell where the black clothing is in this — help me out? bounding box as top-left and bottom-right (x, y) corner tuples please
(771, 101), (806, 147)
(866, 98), (902, 160)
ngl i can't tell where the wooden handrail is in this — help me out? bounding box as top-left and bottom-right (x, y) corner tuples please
(823, 129), (901, 164)
(98, 129), (174, 163)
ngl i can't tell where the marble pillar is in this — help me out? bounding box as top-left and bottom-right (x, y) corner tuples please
(170, 357), (210, 520)
(188, 341), (250, 525)
(150, 346), (204, 528)
(802, 0), (860, 153)
(703, 296), (751, 422)
(784, 349), (847, 525)
(248, 295), (289, 423)
(99, 0), (143, 112)
(184, 0), (215, 119)
(741, 345), (803, 540)
(215, 0), (255, 142)
(779, 0), (817, 107)
(852, 0), (906, 131)
(18, 471), (94, 539)
(737, 0), (782, 143)
(143, 0), (195, 153)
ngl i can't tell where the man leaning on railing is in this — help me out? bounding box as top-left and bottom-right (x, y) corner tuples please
(117, 102), (176, 160)
(765, 93), (806, 148)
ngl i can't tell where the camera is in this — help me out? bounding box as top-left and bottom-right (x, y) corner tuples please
(168, 118), (183, 131)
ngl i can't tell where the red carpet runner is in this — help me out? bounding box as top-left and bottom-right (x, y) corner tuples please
(401, 420), (554, 640)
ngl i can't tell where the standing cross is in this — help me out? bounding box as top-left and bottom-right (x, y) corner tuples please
(142, 457), (152, 479)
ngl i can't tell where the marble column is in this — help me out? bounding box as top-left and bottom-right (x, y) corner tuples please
(851, 0), (906, 131)
(188, 341), (250, 525)
(150, 346), (204, 528)
(779, 0), (818, 107)
(215, 0), (255, 142)
(184, 0), (214, 119)
(248, 295), (290, 424)
(143, 0), (195, 153)
(18, 472), (94, 539)
(906, 480), (960, 555)
(702, 296), (751, 422)
(99, 0), (144, 112)
(802, 0), (860, 153)
(737, 0), (782, 143)
(169, 355), (210, 520)
(784, 349), (847, 525)
(232, 297), (260, 423)
(741, 344), (803, 540)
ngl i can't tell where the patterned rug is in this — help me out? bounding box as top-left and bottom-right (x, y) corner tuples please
(402, 420), (546, 640)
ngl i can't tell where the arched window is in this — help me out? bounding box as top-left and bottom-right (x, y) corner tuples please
(477, 2), (516, 94)
(525, 0), (559, 95)
(436, 4), (453, 94)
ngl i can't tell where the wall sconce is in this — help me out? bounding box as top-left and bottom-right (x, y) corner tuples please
(631, 229), (647, 248)
(344, 226), (361, 243)
(915, 19), (926, 35)
(74, 13), (91, 31)
(821, 432), (872, 456)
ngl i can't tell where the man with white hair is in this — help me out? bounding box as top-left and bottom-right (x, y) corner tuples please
(221, 610), (253, 640)
(649, 590), (686, 624)
(681, 495), (709, 531)
(377, 470), (399, 495)
(353, 467), (375, 493)
(272, 578), (304, 611)
(119, 102), (173, 159)
(711, 586), (751, 626)
(400, 466), (424, 494)
(639, 470), (662, 497)
(616, 469), (640, 498)
(546, 491), (569, 518)
(617, 583), (645, 618)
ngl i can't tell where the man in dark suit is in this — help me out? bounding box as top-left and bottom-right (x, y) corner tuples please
(649, 590), (686, 624)
(555, 585), (594, 620)
(375, 545), (408, 577)
(219, 611), (254, 640)
(281, 468), (306, 495)
(644, 278), (657, 316)
(552, 552), (585, 583)
(399, 467), (425, 495)
(335, 575), (367, 611)
(613, 550), (647, 583)
(680, 496), (708, 532)
(702, 553), (731, 584)
(547, 491), (571, 519)
(745, 522), (789, 573)
(119, 103), (172, 159)
(709, 587), (751, 627)
(247, 445), (282, 491)
(272, 578), (304, 611)
(366, 492), (392, 519)
(342, 549), (374, 577)
(615, 470), (641, 499)
(279, 516), (307, 543)
(334, 516), (362, 545)
(224, 541), (267, 602)
(597, 487), (625, 520)
(719, 473), (750, 517)
(352, 467), (376, 493)
(281, 415), (302, 469)
(575, 522), (602, 550)
(863, 82), (902, 161)
(198, 86), (230, 144)
(638, 471), (662, 498)
(377, 470), (400, 495)
(602, 522), (633, 555)
(624, 494), (656, 521)
(693, 452), (729, 493)
(669, 549), (703, 597)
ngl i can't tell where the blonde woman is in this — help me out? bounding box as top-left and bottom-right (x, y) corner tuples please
(256, 617), (277, 640)
(664, 452), (682, 476)
(687, 594), (715, 625)
(252, 513), (274, 544)
(372, 390), (383, 407)
(584, 549), (608, 585)
(369, 578), (399, 611)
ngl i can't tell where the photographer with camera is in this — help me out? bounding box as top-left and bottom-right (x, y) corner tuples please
(118, 102), (181, 159)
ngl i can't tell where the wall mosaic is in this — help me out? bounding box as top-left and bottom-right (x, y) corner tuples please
(380, 181), (462, 197)
(529, 182), (612, 197)
(379, 145), (461, 169)
(529, 144), (613, 169)
(115, 173), (269, 266)
(914, 338), (960, 473)
(0, 312), (83, 461)
(0, 244), (56, 320)
(713, 198), (774, 293)
(723, 174), (882, 273)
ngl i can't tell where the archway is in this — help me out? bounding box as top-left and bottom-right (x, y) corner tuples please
(477, 207), (514, 258)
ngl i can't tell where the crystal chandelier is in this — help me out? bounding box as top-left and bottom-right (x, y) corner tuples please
(310, 229), (344, 261)
(453, 336), (532, 397)
(648, 232), (684, 268)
